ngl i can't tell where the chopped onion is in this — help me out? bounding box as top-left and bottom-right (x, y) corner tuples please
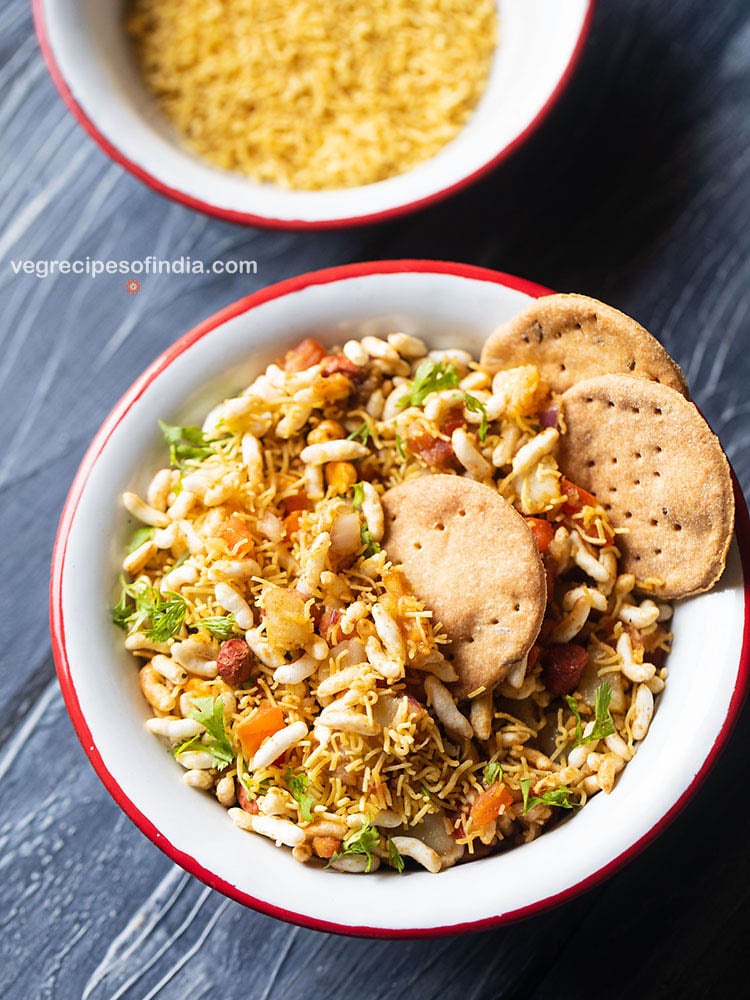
(539, 406), (559, 429)
(330, 512), (362, 556)
(257, 510), (284, 542)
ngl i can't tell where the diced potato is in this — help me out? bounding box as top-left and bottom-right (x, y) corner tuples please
(513, 455), (562, 515)
(490, 366), (545, 420)
(263, 588), (314, 652)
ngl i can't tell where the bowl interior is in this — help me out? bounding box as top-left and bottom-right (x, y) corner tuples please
(40, 0), (591, 223)
(55, 268), (747, 934)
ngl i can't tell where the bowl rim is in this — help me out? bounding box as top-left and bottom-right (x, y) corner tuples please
(33, 0), (596, 230)
(49, 259), (750, 937)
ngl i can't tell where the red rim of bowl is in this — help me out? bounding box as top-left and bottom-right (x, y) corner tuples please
(33, 0), (596, 230)
(49, 260), (750, 937)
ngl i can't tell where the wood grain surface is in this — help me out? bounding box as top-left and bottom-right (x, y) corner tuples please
(2, 1), (749, 997)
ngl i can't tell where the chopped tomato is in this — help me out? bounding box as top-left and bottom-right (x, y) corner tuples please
(525, 517), (554, 553)
(320, 353), (363, 381)
(237, 785), (259, 814)
(281, 338), (326, 373)
(470, 782), (514, 827)
(281, 494), (310, 538)
(235, 702), (285, 758)
(559, 477), (601, 515)
(439, 402), (466, 436)
(283, 509), (304, 538)
(579, 520), (616, 547)
(217, 515), (254, 555)
(560, 478), (615, 545)
(407, 429), (457, 470)
(280, 493), (311, 514)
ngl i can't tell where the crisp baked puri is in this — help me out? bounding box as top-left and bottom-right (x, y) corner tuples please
(480, 293), (689, 397)
(382, 475), (547, 700)
(558, 375), (735, 599)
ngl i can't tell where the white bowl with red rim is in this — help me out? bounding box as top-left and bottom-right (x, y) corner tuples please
(50, 261), (750, 936)
(34, 0), (594, 229)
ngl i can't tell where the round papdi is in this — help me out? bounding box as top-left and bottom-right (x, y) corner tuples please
(558, 375), (734, 599)
(381, 475), (546, 700)
(480, 294), (689, 397)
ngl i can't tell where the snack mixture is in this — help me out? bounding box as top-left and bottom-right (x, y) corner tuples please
(125, 0), (497, 190)
(113, 296), (734, 874)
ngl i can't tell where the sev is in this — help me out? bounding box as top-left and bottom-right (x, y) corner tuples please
(125, 0), (498, 190)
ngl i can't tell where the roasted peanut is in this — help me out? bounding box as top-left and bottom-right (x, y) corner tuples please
(325, 461), (358, 493)
(217, 638), (255, 685)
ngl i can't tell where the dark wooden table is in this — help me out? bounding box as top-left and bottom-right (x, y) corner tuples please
(2, 1), (749, 996)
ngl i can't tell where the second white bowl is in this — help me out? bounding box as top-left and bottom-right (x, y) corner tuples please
(35, 0), (593, 228)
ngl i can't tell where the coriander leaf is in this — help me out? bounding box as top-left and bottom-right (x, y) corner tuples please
(521, 777), (579, 814)
(146, 592), (187, 642)
(463, 393), (488, 442)
(240, 773), (270, 797)
(238, 772), (255, 795)
(395, 433), (407, 459)
(128, 526), (155, 553)
(187, 696), (235, 769)
(398, 360), (460, 409)
(539, 787), (579, 809)
(158, 419), (218, 468)
(567, 683), (615, 749)
(360, 521), (381, 558)
(347, 421), (373, 444)
(173, 733), (203, 758)
(387, 837), (405, 874)
(112, 576), (136, 629)
(566, 695), (584, 747)
(113, 579), (185, 641)
(351, 483), (381, 557)
(285, 768), (315, 822)
(520, 778), (532, 813)
(329, 816), (380, 873)
(590, 682), (616, 743)
(197, 614), (236, 640)
(483, 761), (503, 787)
(351, 482), (365, 509)
(112, 576), (153, 632)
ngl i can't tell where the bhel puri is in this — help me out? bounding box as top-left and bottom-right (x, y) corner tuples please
(112, 296), (733, 874)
